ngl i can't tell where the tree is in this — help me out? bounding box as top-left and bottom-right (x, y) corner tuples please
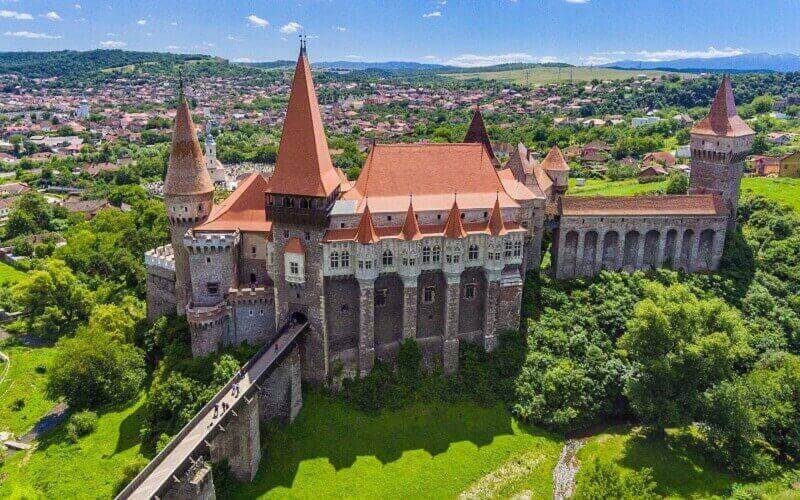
(46, 328), (146, 408)
(12, 259), (93, 338)
(665, 171), (689, 194)
(619, 283), (752, 433)
(751, 95), (774, 114)
(574, 457), (657, 500)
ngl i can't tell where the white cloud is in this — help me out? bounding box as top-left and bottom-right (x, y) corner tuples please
(169, 21), (178, 26)
(422, 10), (441, 18)
(166, 45), (179, 50)
(334, 26), (346, 32)
(74, 4), (81, 9)
(280, 21), (302, 34)
(422, 55), (439, 61)
(247, 14), (268, 27)
(233, 57), (252, 63)
(227, 35), (243, 42)
(99, 40), (126, 47)
(44, 11), (61, 21)
(136, 19), (146, 25)
(602, 46), (748, 62)
(345, 54), (364, 60)
(5, 30), (60, 39)
(446, 52), (560, 67)
(0, 10), (33, 20)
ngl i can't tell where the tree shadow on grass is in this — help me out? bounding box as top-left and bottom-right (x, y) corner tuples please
(228, 391), (540, 497)
(618, 428), (742, 498)
(115, 400), (147, 454)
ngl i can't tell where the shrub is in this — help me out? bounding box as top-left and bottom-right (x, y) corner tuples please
(66, 411), (98, 442)
(574, 457), (657, 500)
(665, 171), (689, 194)
(10, 398), (25, 411)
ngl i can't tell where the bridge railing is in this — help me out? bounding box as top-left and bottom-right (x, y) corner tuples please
(116, 321), (307, 500)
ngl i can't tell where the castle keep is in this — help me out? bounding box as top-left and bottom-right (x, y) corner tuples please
(146, 45), (753, 380)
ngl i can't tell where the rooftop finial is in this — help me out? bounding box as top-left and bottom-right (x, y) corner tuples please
(177, 69), (185, 101)
(299, 34), (307, 56)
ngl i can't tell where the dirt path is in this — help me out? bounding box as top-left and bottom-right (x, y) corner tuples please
(552, 438), (587, 500)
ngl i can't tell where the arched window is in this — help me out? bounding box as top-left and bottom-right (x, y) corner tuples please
(468, 244), (479, 261)
(330, 251), (340, 269)
(300, 198), (310, 209)
(341, 251), (350, 268)
(382, 249), (393, 266)
(422, 246), (431, 264)
(432, 246), (441, 263)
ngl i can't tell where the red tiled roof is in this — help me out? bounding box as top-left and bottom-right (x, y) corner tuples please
(194, 172), (272, 233)
(323, 220), (524, 243)
(285, 236), (304, 254)
(443, 198), (467, 239)
(464, 107), (499, 166)
(560, 194), (728, 217)
(401, 198), (422, 241)
(691, 75), (754, 138)
(354, 204), (380, 244)
(267, 50), (342, 198)
(488, 195), (507, 236)
(541, 145), (570, 172)
(164, 97), (214, 196)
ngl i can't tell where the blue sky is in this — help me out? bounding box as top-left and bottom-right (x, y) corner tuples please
(1, 0), (799, 66)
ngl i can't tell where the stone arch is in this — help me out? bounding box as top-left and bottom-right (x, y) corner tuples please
(680, 229), (694, 271)
(601, 231), (619, 270)
(663, 229), (678, 268)
(643, 230), (660, 269)
(698, 229), (715, 270)
(561, 230), (579, 278)
(581, 230), (598, 276)
(622, 230), (640, 270)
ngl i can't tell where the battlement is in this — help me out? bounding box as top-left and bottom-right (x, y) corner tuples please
(145, 244), (176, 272)
(186, 302), (230, 327)
(228, 286), (273, 303)
(185, 231), (240, 254)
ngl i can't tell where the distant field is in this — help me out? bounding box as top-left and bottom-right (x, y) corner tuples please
(447, 67), (685, 86)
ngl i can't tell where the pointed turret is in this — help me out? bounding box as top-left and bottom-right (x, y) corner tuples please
(401, 196), (422, 241)
(541, 145), (569, 194)
(464, 107), (499, 168)
(443, 197), (467, 239)
(267, 43), (342, 197)
(355, 204), (380, 244)
(164, 92), (214, 196)
(487, 194), (507, 236)
(691, 75), (754, 137)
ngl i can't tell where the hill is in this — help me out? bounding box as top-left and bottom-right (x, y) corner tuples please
(447, 66), (685, 86)
(0, 49), (211, 78)
(607, 53), (800, 72)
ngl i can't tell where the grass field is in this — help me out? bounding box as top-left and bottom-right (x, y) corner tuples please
(0, 395), (147, 498)
(225, 392), (563, 499)
(577, 426), (798, 498)
(0, 262), (24, 287)
(447, 67), (684, 86)
(0, 341), (58, 436)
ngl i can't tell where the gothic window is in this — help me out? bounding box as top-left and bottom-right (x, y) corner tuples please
(453, 254), (460, 263)
(290, 262), (299, 275)
(422, 246), (431, 264)
(464, 283), (476, 300)
(284, 197), (294, 208)
(341, 251), (350, 268)
(382, 250), (393, 266)
(504, 241), (513, 258)
(513, 240), (523, 257)
(468, 244), (479, 261)
(365, 260), (373, 270)
(300, 198), (309, 209)
(423, 287), (435, 303)
(330, 251), (340, 268)
(207, 282), (219, 295)
(375, 289), (387, 307)
(432, 246), (441, 263)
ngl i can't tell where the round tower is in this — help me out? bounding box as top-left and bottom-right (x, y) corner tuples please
(164, 89), (215, 315)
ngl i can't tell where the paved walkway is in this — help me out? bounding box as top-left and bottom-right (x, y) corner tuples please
(119, 322), (307, 500)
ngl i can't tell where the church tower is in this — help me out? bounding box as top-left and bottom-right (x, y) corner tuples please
(164, 85), (215, 315)
(689, 76), (754, 229)
(266, 39), (345, 382)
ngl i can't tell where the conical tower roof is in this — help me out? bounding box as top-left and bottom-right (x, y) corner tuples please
(355, 203), (380, 244)
(541, 145), (570, 172)
(267, 44), (342, 197)
(401, 196), (422, 241)
(443, 197), (467, 239)
(164, 94), (214, 196)
(487, 194), (507, 236)
(464, 107), (498, 166)
(692, 75), (754, 138)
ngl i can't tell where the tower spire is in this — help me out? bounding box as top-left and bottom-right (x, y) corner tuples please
(164, 84), (213, 196)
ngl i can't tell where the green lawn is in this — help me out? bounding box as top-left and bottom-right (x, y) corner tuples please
(0, 395), (147, 499)
(577, 426), (799, 499)
(0, 340), (58, 436)
(446, 67), (684, 86)
(0, 262), (24, 286)
(225, 392), (563, 499)
(740, 177), (800, 213)
(568, 178), (666, 197)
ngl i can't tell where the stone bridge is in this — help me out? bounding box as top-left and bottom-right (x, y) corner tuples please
(116, 319), (309, 500)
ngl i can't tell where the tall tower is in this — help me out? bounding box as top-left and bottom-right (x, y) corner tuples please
(265, 39), (345, 382)
(164, 86), (215, 315)
(689, 76), (754, 229)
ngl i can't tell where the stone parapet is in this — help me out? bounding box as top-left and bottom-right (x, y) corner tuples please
(185, 231), (239, 254)
(187, 302), (230, 327)
(227, 286), (273, 303)
(145, 244), (176, 272)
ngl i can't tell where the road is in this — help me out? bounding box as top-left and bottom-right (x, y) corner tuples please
(119, 322), (307, 500)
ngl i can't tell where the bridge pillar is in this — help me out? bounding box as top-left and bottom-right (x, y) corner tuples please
(211, 394), (261, 483)
(163, 460), (216, 500)
(259, 343), (303, 424)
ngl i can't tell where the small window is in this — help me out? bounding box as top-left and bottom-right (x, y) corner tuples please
(432, 246), (441, 263)
(304, 231), (310, 241)
(437, 214), (442, 220)
(251, 246), (257, 254)
(382, 250), (393, 266)
(464, 283), (476, 300)
(300, 198), (309, 209)
(460, 213), (465, 219)
(468, 244), (479, 260)
(365, 260), (373, 269)
(483, 211), (488, 218)
(513, 240), (523, 257)
(184, 206), (188, 212)
(341, 304), (349, 313)
(341, 251), (350, 267)
(283, 230), (289, 238)
(504, 241), (513, 258)
(207, 282), (219, 295)
(340, 222), (346, 228)
(290, 262), (299, 275)
(206, 257), (211, 264)
(422, 246), (431, 264)
(387, 215), (392, 221)
(250, 273), (257, 284)
(198, 204), (203, 212)
(330, 251), (340, 269)
(375, 289), (387, 307)
(260, 309), (264, 315)
(423, 287), (435, 303)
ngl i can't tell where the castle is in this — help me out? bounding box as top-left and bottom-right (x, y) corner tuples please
(145, 44), (753, 382)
